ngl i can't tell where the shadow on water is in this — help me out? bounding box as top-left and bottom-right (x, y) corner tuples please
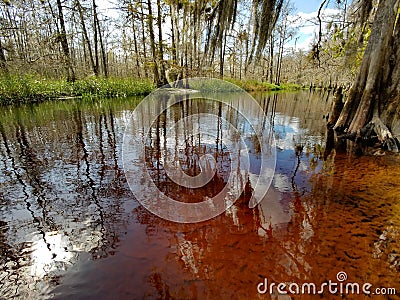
(0, 91), (398, 299)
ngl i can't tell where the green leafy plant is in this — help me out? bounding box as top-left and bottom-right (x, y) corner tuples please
(0, 75), (155, 105)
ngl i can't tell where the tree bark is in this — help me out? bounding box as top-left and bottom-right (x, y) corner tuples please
(92, 0), (100, 76)
(139, 2), (149, 78)
(269, 35), (274, 84)
(56, 0), (76, 81)
(334, 0), (400, 152)
(146, 0), (161, 87)
(132, 21), (141, 78)
(0, 39), (8, 73)
(219, 31), (226, 78)
(76, 0), (96, 75)
(128, 3), (141, 78)
(95, 11), (108, 77)
(169, 4), (177, 64)
(156, 0), (167, 85)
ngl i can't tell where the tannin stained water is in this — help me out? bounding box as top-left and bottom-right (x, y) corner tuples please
(0, 91), (399, 299)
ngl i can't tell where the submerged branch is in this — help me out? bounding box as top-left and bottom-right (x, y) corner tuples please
(337, 117), (399, 152)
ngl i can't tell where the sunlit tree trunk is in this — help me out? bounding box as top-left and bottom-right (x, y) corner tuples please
(146, 0), (161, 86)
(181, 3), (188, 77)
(169, 3), (177, 64)
(192, 0), (199, 72)
(5, 5), (25, 61)
(139, 2), (149, 78)
(239, 39), (243, 80)
(76, 0), (96, 75)
(269, 35), (274, 84)
(132, 22), (141, 78)
(0, 39), (8, 73)
(275, 32), (283, 84)
(156, 0), (167, 85)
(127, 2), (141, 78)
(92, 0), (99, 76)
(56, 0), (76, 81)
(219, 31), (227, 78)
(95, 11), (108, 77)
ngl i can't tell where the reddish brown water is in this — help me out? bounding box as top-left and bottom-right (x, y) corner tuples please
(0, 91), (399, 299)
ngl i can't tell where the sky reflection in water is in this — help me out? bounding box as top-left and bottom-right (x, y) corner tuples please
(0, 91), (399, 299)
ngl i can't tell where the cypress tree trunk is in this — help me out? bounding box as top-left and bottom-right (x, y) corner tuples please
(334, 0), (400, 152)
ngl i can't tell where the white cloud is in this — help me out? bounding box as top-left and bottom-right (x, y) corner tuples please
(287, 8), (342, 51)
(97, 0), (119, 19)
(296, 35), (315, 51)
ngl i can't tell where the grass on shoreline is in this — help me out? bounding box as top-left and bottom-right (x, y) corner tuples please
(224, 78), (303, 92)
(0, 75), (304, 106)
(0, 75), (155, 105)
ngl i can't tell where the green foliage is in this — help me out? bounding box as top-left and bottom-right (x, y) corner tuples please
(224, 78), (280, 91)
(188, 79), (243, 92)
(323, 24), (371, 75)
(278, 83), (303, 91)
(0, 94), (143, 135)
(188, 78), (295, 92)
(354, 28), (371, 70)
(0, 75), (155, 105)
(0, 74), (304, 106)
(224, 78), (302, 92)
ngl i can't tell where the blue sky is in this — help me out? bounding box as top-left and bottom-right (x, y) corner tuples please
(287, 1), (347, 51)
(295, 0), (327, 13)
(295, 0), (350, 13)
(98, 0), (344, 52)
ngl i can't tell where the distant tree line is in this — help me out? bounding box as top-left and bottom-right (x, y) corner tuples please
(0, 0), (378, 88)
(0, 0), (301, 85)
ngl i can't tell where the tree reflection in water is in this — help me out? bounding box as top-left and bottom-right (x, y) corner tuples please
(0, 99), (134, 298)
(0, 91), (398, 299)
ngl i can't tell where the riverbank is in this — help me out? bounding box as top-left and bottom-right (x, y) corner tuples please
(225, 78), (303, 92)
(0, 75), (304, 105)
(0, 75), (155, 105)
